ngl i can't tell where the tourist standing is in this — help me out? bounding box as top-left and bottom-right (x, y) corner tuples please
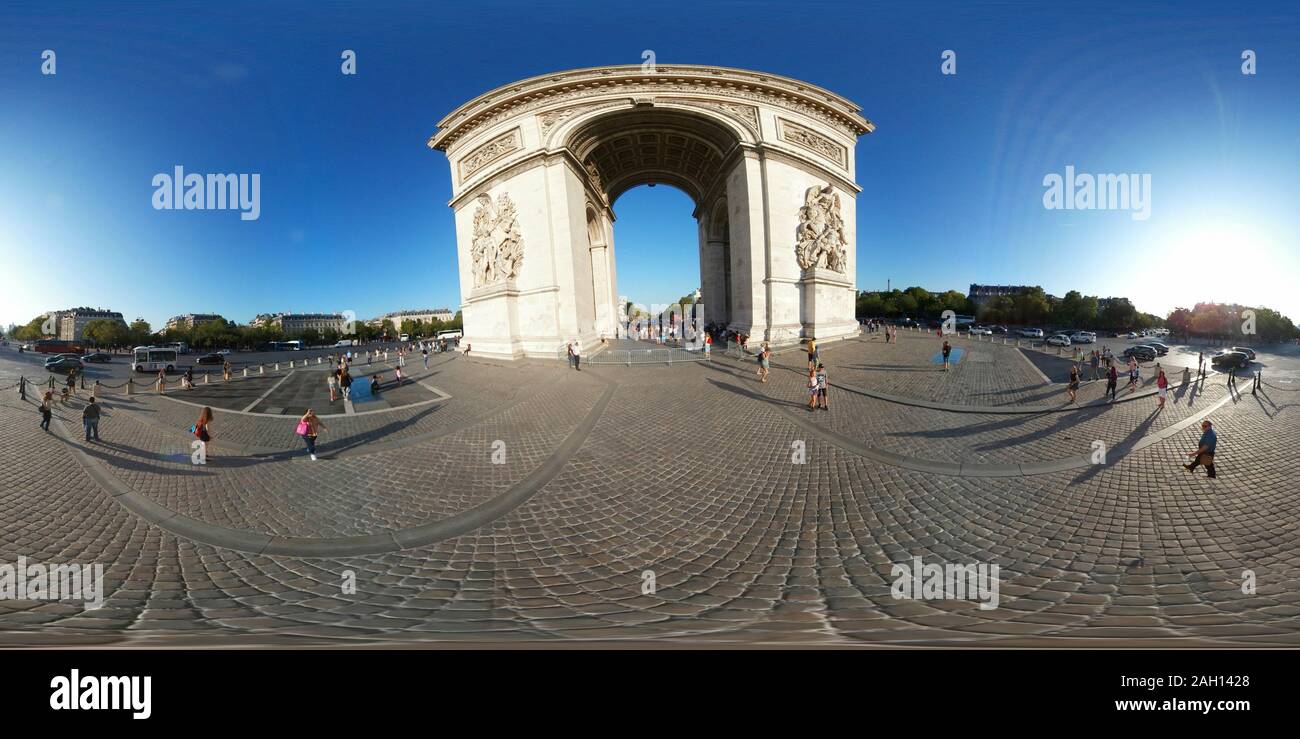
(572, 340), (582, 371)
(194, 407), (213, 458)
(807, 339), (818, 370)
(223, 360), (232, 381)
(566, 342), (575, 370)
(328, 370), (339, 402)
(1184, 419), (1217, 478)
(1107, 363), (1119, 401)
(1090, 350), (1101, 381)
(942, 340), (952, 371)
(806, 366), (819, 411)
(183, 366), (194, 390)
(157, 367), (167, 394)
(1156, 368), (1169, 408)
(757, 343), (770, 383)
(816, 363), (829, 410)
(422, 347), (429, 369)
(82, 397), (101, 442)
(340, 370), (353, 400)
(1127, 357), (1140, 392)
(704, 333), (712, 356)
(1067, 366), (1079, 404)
(297, 409), (327, 462)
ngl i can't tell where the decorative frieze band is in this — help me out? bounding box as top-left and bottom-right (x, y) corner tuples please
(459, 128), (522, 182)
(778, 118), (847, 169)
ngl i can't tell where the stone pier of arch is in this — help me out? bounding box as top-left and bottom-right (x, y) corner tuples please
(429, 64), (874, 359)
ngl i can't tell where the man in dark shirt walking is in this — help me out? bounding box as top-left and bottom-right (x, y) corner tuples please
(1184, 419), (1217, 478)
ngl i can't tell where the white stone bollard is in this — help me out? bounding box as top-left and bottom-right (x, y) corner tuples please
(275, 363), (280, 371)
(259, 365), (264, 374)
(204, 373), (209, 384)
(243, 368), (248, 377)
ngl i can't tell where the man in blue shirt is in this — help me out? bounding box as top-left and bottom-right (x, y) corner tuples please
(1184, 419), (1217, 478)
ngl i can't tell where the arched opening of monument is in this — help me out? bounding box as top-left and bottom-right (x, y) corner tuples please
(567, 108), (741, 343)
(602, 184), (701, 342)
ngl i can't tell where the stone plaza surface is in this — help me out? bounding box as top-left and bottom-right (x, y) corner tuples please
(1, 332), (1298, 647)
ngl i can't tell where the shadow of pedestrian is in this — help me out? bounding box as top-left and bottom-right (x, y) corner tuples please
(1069, 407), (1162, 484)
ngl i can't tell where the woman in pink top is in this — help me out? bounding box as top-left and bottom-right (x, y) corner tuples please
(1156, 369), (1168, 408)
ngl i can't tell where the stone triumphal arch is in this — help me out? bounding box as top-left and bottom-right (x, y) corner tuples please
(429, 64), (874, 359)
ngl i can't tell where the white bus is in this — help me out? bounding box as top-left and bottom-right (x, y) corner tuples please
(132, 346), (179, 373)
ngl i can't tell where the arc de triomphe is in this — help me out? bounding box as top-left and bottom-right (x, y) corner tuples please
(429, 64), (874, 359)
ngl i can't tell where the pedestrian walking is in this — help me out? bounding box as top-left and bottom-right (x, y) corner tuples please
(183, 366), (194, 390)
(39, 390), (53, 432)
(1067, 366), (1079, 404)
(1090, 350), (1100, 381)
(328, 371), (339, 402)
(1156, 368), (1168, 408)
(193, 406), (213, 458)
(82, 397), (101, 442)
(223, 360), (232, 381)
(806, 339), (818, 370)
(156, 367), (167, 394)
(757, 342), (770, 383)
(704, 333), (712, 355)
(296, 409), (327, 461)
(1127, 357), (1139, 392)
(942, 340), (952, 370)
(1184, 419), (1217, 478)
(572, 340), (582, 371)
(815, 363), (829, 410)
(395, 365), (402, 384)
(340, 370), (353, 400)
(1107, 363), (1119, 401)
(566, 341), (575, 369)
(66, 369), (77, 399)
(422, 348), (429, 369)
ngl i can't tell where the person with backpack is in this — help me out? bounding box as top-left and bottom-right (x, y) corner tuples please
(193, 407), (213, 458)
(296, 409), (327, 461)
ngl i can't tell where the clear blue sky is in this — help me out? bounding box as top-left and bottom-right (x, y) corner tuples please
(2, 0), (1297, 330)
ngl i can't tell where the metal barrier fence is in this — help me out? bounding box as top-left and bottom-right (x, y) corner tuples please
(557, 344), (709, 366)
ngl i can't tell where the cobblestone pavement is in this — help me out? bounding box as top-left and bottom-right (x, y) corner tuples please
(1, 338), (1297, 647)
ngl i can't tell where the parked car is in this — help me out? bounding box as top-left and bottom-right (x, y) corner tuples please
(1046, 334), (1072, 347)
(1143, 342), (1169, 356)
(1211, 351), (1250, 370)
(43, 356), (83, 373)
(1019, 328), (1045, 339)
(990, 325), (1008, 334)
(968, 326), (992, 336)
(1069, 332), (1095, 344)
(1229, 346), (1257, 361)
(216, 349), (232, 355)
(1122, 345), (1157, 361)
(196, 353), (225, 365)
(82, 352), (113, 363)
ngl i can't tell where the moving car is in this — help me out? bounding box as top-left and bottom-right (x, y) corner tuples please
(43, 356), (83, 373)
(1046, 334), (1071, 347)
(1125, 332), (1138, 339)
(1122, 345), (1157, 361)
(1211, 351), (1249, 370)
(196, 353), (225, 365)
(82, 352), (113, 363)
(1229, 346), (1257, 361)
(1144, 342), (1169, 355)
(968, 326), (992, 336)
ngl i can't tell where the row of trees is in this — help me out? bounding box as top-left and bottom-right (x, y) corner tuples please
(1166, 303), (1299, 343)
(10, 311), (464, 351)
(856, 286), (1298, 339)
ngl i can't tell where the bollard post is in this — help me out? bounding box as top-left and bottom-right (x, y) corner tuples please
(92, 380), (99, 401)
(19, 376), (25, 401)
(126, 377), (133, 396)
(243, 368), (248, 377)
(275, 363), (280, 371)
(204, 373), (209, 385)
(317, 356), (321, 365)
(259, 364), (264, 374)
